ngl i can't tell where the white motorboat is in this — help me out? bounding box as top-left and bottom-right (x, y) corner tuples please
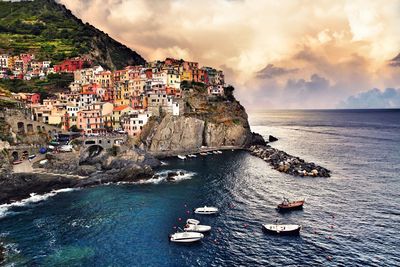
(187, 218), (200, 225)
(262, 224), (301, 235)
(194, 206), (219, 215)
(184, 224), (211, 233)
(169, 232), (204, 243)
(177, 155), (187, 160)
(200, 152), (208, 156)
(212, 151), (219, 154)
(188, 154), (197, 158)
(216, 150), (223, 154)
(206, 152), (213, 155)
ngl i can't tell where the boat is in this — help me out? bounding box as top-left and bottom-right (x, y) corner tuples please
(184, 224), (211, 233)
(169, 232), (204, 243)
(212, 151), (219, 154)
(262, 224), (301, 235)
(187, 219), (200, 225)
(216, 150), (223, 154)
(28, 154), (36, 160)
(188, 154), (197, 158)
(194, 206), (219, 215)
(206, 152), (213, 155)
(200, 152), (208, 156)
(177, 155), (187, 160)
(277, 198), (305, 211)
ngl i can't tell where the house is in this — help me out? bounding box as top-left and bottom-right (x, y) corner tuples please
(208, 85), (225, 97)
(122, 111), (151, 137)
(79, 92), (99, 108)
(166, 70), (180, 89)
(77, 102), (113, 133)
(0, 55), (8, 69)
(111, 105), (134, 130)
(54, 58), (88, 73)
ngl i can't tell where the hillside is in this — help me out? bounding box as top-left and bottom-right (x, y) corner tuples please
(0, 0), (146, 69)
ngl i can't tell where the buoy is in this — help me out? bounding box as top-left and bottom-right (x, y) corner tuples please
(178, 218), (182, 221)
(186, 210), (190, 214)
(244, 224), (248, 228)
(330, 225), (334, 229)
(327, 256), (333, 261)
(184, 204), (187, 207)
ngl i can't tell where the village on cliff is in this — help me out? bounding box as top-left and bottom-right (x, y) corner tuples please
(0, 54), (226, 137)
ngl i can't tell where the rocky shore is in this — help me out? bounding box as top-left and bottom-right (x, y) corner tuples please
(0, 243), (4, 264)
(248, 145), (331, 177)
(0, 146), (159, 204)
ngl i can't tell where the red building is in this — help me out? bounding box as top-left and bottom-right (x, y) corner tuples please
(54, 58), (89, 73)
(25, 93), (41, 105)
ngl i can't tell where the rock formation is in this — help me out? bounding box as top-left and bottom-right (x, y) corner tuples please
(249, 145), (330, 177)
(140, 87), (265, 155)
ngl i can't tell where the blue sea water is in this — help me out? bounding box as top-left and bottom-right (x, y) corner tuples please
(1, 109), (400, 266)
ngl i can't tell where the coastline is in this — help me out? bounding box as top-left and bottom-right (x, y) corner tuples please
(0, 141), (331, 206)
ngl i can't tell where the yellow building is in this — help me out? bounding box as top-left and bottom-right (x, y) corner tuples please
(180, 70), (193, 82)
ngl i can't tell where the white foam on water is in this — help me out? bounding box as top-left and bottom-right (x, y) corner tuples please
(0, 188), (78, 219)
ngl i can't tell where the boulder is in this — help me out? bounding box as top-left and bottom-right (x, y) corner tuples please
(268, 135), (279, 142)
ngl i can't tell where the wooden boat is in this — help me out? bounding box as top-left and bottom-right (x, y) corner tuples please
(262, 224), (301, 235)
(277, 198), (304, 211)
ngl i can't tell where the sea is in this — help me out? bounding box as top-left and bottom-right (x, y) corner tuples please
(0, 109), (399, 266)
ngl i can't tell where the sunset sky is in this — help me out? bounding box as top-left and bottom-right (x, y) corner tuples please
(59, 0), (400, 109)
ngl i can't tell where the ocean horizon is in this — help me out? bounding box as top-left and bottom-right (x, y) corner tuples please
(1, 109), (399, 266)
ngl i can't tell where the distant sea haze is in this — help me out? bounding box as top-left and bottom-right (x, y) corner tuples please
(0, 109), (399, 266)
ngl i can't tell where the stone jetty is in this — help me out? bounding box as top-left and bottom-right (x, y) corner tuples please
(248, 145), (330, 177)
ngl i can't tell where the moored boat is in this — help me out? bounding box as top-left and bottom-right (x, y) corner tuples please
(277, 198), (305, 211)
(188, 154), (197, 158)
(262, 224), (301, 235)
(169, 232), (204, 243)
(200, 152), (208, 156)
(177, 155), (187, 160)
(184, 224), (211, 233)
(194, 206), (219, 215)
(187, 219), (200, 225)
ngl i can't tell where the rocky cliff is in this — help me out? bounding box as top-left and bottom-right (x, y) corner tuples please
(140, 86), (265, 155)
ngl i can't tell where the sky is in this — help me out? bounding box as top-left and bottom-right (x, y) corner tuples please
(58, 0), (400, 109)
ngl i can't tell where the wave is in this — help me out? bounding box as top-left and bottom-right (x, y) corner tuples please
(0, 188), (78, 219)
(126, 170), (197, 185)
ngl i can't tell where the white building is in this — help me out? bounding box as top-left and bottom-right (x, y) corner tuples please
(79, 92), (99, 108)
(122, 111), (152, 137)
(0, 55), (9, 69)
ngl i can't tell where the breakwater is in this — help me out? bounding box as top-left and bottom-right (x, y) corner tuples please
(248, 145), (330, 177)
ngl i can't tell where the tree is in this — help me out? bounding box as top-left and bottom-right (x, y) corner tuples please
(69, 125), (80, 132)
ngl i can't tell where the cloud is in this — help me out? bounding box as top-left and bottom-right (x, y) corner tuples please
(285, 74), (330, 93)
(338, 88), (400, 108)
(389, 53), (400, 67)
(256, 64), (298, 79)
(58, 0), (400, 109)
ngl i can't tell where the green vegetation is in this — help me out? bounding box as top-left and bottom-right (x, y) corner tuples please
(0, 73), (73, 99)
(0, 0), (145, 68)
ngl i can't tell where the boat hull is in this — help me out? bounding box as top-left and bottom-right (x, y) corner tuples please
(169, 232), (204, 243)
(262, 224), (301, 235)
(194, 206), (219, 215)
(277, 201), (304, 211)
